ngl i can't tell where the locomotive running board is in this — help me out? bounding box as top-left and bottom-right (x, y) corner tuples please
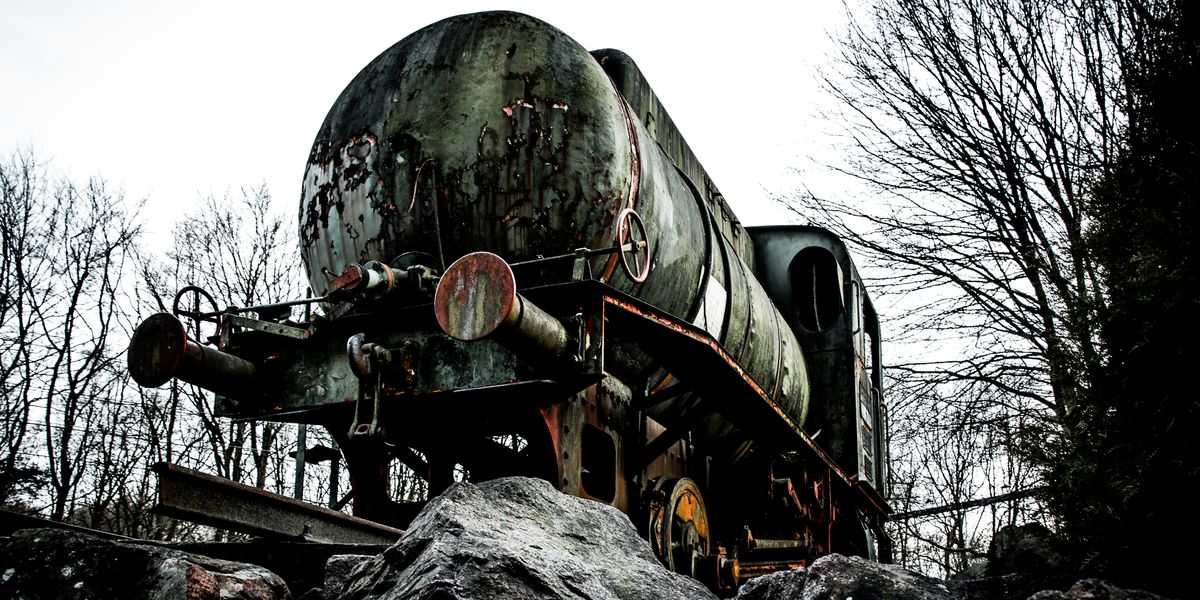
(152, 462), (404, 545)
(587, 285), (891, 517)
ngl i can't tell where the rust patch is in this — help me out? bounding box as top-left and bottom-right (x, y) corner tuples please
(501, 99), (535, 117)
(434, 252), (517, 341)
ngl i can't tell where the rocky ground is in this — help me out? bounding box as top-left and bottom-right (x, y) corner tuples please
(0, 477), (1175, 599)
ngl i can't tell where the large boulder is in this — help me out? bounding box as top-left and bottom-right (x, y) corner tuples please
(1029, 579), (1173, 600)
(735, 554), (959, 600)
(732, 554), (1178, 600)
(332, 477), (716, 600)
(0, 527), (290, 599)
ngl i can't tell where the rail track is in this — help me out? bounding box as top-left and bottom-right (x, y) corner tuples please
(151, 462), (402, 544)
(0, 465), (398, 596)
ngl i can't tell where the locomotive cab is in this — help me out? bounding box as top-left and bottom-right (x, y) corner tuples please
(748, 226), (888, 496)
(749, 226), (890, 558)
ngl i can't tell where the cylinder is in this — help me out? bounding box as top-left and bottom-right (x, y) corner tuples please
(128, 313), (257, 399)
(299, 11), (810, 455)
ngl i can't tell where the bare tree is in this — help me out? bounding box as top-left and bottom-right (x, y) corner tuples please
(795, 0), (1121, 422)
(75, 368), (153, 534)
(40, 178), (140, 521)
(781, 0), (1137, 575)
(156, 187), (305, 491)
(0, 150), (141, 521)
(0, 151), (52, 509)
(1, 151), (324, 537)
(885, 383), (1043, 576)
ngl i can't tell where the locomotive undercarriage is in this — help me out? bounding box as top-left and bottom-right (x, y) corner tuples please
(130, 251), (889, 592)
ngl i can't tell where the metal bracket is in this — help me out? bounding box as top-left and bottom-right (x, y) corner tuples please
(346, 335), (417, 440)
(349, 378), (383, 440)
(572, 248), (591, 281)
(347, 333), (383, 439)
(228, 314), (311, 340)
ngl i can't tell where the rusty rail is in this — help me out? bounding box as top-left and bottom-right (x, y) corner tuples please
(153, 462), (403, 544)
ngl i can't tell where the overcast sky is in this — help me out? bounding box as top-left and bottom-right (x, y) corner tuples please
(1, 1), (850, 246)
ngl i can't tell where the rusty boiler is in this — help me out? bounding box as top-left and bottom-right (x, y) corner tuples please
(299, 11), (810, 459)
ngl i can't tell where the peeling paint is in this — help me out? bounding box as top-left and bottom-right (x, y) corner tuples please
(501, 100), (535, 117)
(297, 12), (699, 314)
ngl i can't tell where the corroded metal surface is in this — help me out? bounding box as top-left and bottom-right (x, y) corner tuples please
(435, 252), (519, 341)
(127, 313), (257, 399)
(435, 252), (571, 365)
(299, 11), (641, 298)
(648, 477), (710, 579)
(153, 462), (403, 544)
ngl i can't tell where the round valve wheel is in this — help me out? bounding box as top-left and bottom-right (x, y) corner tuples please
(615, 207), (650, 283)
(172, 285), (220, 340)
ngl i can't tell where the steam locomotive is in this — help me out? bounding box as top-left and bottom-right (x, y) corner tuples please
(129, 11), (890, 591)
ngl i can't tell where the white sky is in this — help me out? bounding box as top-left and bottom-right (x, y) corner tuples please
(1, 1), (850, 247)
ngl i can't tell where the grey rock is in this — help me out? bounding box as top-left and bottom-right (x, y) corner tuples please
(947, 573), (1061, 600)
(733, 556), (1177, 600)
(325, 554), (375, 594)
(1027, 579), (1173, 600)
(734, 567), (808, 599)
(735, 554), (957, 600)
(299, 554), (375, 600)
(0, 528), (290, 599)
(333, 476), (717, 600)
(987, 524), (1061, 578)
(166, 540), (388, 598)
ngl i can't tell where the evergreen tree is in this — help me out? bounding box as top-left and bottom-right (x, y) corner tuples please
(1053, 1), (1200, 595)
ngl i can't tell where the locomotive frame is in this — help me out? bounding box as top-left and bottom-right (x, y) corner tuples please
(128, 12), (891, 592)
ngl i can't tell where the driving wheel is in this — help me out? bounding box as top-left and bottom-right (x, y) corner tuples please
(648, 477), (710, 578)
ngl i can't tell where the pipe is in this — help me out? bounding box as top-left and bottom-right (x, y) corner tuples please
(127, 313), (257, 399)
(433, 252), (571, 365)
